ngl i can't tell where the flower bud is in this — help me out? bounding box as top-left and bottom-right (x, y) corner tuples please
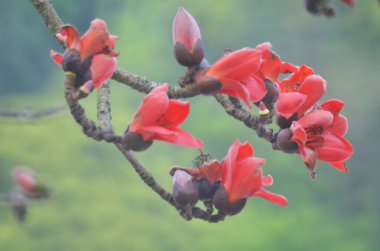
(276, 113), (298, 129)
(10, 189), (27, 224)
(194, 75), (222, 95)
(261, 80), (279, 107)
(196, 178), (218, 200)
(258, 102), (269, 116)
(276, 128), (299, 153)
(213, 186), (246, 216)
(62, 49), (91, 76)
(123, 131), (153, 152)
(172, 170), (199, 210)
(12, 167), (51, 200)
(173, 7), (204, 66)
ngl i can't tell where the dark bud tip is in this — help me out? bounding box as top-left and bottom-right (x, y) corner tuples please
(261, 80), (279, 107)
(197, 178), (218, 200)
(276, 113), (298, 129)
(194, 75), (222, 95)
(305, 0), (322, 14)
(123, 131), (153, 152)
(213, 186), (246, 216)
(174, 39), (205, 67)
(62, 49), (91, 77)
(173, 170), (199, 209)
(276, 128), (299, 154)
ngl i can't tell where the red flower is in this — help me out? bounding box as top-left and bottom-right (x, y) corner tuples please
(276, 64), (327, 119)
(340, 0), (355, 7)
(201, 48), (267, 108)
(172, 7), (204, 66)
(220, 140), (287, 205)
(50, 19), (118, 89)
(126, 84), (203, 150)
(290, 100), (354, 179)
(12, 167), (37, 193)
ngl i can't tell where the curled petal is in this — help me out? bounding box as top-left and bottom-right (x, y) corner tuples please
(256, 42), (281, 83)
(329, 162), (349, 173)
(206, 48), (262, 80)
(218, 77), (252, 108)
(299, 146), (317, 179)
(320, 99), (345, 116)
(59, 25), (81, 51)
(329, 114), (348, 136)
(277, 92), (307, 119)
(160, 100), (190, 128)
(290, 121), (307, 144)
(50, 50), (63, 66)
(317, 131), (354, 163)
(129, 84), (169, 131)
(246, 75), (267, 103)
(252, 188), (288, 206)
(280, 62), (299, 74)
(90, 54), (117, 88)
(297, 75), (327, 116)
(298, 110), (334, 128)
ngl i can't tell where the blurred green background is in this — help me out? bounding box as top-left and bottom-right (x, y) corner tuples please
(0, 0), (379, 250)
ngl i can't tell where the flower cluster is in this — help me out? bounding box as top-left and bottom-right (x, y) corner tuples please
(49, 7), (354, 220)
(171, 140), (287, 216)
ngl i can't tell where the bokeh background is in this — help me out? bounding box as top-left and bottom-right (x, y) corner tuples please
(0, 0), (379, 250)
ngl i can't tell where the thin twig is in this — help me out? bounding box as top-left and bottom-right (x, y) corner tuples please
(0, 104), (67, 123)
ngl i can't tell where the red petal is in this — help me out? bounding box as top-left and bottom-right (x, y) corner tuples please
(222, 140), (242, 192)
(340, 0), (355, 7)
(236, 141), (254, 162)
(279, 65), (314, 91)
(50, 50), (62, 66)
(298, 110), (334, 128)
(290, 121), (307, 144)
(90, 54), (117, 88)
(199, 160), (223, 184)
(276, 92), (307, 119)
(320, 99), (345, 116)
(252, 188), (288, 206)
(256, 42), (281, 83)
(317, 131), (354, 162)
(160, 99), (190, 128)
(218, 77), (252, 108)
(262, 175), (273, 186)
(206, 48), (262, 80)
(280, 62), (299, 74)
(246, 75), (267, 103)
(329, 114), (348, 136)
(137, 125), (177, 142)
(80, 19), (112, 60)
(329, 162), (349, 173)
(159, 127), (203, 148)
(129, 84), (169, 131)
(227, 159), (265, 202)
(172, 7), (201, 51)
(297, 75), (327, 116)
(59, 25), (81, 51)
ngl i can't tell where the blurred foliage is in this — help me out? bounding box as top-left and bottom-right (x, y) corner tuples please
(0, 0), (379, 250)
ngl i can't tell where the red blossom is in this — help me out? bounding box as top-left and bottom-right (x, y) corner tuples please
(221, 140), (287, 205)
(12, 167), (37, 193)
(202, 48), (267, 108)
(340, 0), (355, 7)
(128, 84), (203, 149)
(276, 64), (327, 119)
(50, 19), (118, 89)
(290, 100), (354, 179)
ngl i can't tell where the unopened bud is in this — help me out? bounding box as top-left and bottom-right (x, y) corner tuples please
(276, 128), (299, 153)
(173, 7), (204, 66)
(173, 170), (199, 212)
(12, 167), (51, 200)
(258, 102), (269, 116)
(194, 75), (222, 95)
(123, 131), (153, 152)
(197, 178), (218, 200)
(276, 113), (298, 129)
(213, 186), (246, 216)
(261, 80), (279, 107)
